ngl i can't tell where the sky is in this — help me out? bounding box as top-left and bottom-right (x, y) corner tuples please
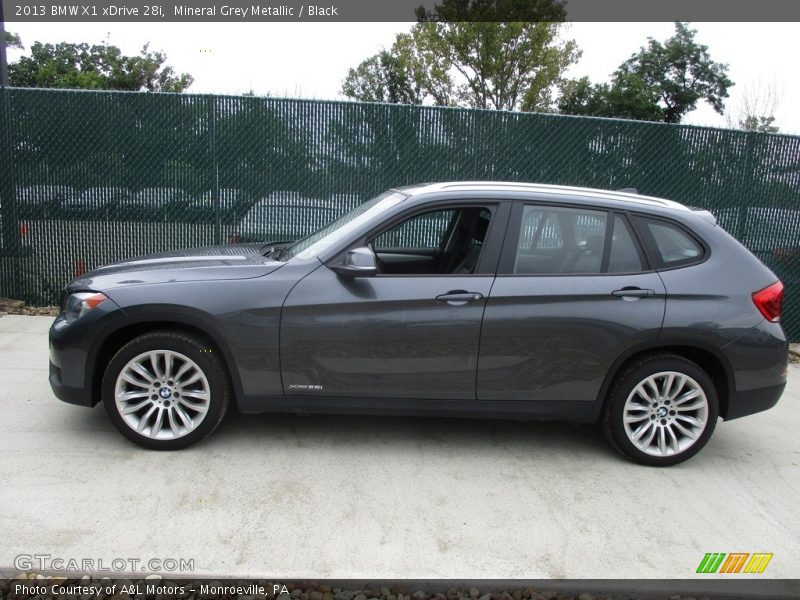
(6, 21), (799, 134)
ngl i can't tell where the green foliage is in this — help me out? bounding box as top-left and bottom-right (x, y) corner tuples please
(341, 44), (424, 105)
(559, 22), (733, 123)
(558, 74), (665, 122)
(4, 31), (24, 50)
(8, 39), (193, 92)
(414, 0), (566, 22)
(738, 115), (779, 134)
(342, 0), (578, 111)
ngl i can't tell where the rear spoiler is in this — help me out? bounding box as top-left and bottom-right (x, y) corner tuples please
(689, 206), (718, 225)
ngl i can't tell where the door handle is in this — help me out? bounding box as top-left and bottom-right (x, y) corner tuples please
(612, 287), (655, 299)
(435, 291), (483, 304)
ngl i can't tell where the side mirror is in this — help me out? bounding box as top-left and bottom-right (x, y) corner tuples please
(329, 246), (378, 277)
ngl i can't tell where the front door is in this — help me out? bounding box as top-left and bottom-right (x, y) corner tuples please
(280, 202), (507, 399)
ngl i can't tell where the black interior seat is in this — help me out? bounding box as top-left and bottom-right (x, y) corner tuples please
(560, 235), (605, 273)
(450, 212), (490, 274)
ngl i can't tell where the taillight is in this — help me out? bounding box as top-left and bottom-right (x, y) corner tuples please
(752, 281), (783, 322)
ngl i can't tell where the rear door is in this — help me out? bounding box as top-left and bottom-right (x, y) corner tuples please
(477, 202), (666, 402)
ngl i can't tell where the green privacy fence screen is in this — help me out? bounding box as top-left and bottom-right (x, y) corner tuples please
(0, 87), (799, 339)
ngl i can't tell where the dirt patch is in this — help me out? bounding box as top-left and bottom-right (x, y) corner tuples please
(0, 298), (59, 317)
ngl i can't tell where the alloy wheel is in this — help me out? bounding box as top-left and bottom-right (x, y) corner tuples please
(114, 350), (211, 440)
(622, 371), (710, 457)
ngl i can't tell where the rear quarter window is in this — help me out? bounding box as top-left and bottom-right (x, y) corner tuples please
(634, 216), (705, 268)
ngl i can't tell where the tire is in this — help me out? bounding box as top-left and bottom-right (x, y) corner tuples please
(602, 353), (719, 467)
(102, 330), (231, 450)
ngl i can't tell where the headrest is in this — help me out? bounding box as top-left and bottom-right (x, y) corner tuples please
(585, 235), (604, 253)
(474, 216), (490, 242)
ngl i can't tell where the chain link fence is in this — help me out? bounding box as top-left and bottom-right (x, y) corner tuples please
(0, 87), (798, 339)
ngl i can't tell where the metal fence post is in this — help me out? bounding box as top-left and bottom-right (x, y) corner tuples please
(0, 7), (22, 300)
(736, 132), (756, 241)
(209, 96), (220, 245)
(0, 3), (8, 87)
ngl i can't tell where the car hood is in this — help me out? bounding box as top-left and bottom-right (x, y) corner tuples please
(67, 243), (284, 291)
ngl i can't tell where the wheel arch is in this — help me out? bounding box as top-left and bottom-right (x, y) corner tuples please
(596, 339), (734, 419)
(86, 310), (241, 408)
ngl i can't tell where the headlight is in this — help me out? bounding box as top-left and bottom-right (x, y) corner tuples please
(64, 292), (108, 324)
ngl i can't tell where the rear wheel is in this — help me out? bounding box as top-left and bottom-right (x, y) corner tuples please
(603, 353), (718, 466)
(102, 331), (230, 450)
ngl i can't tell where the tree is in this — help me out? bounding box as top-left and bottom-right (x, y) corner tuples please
(4, 31), (23, 50)
(414, 0), (566, 22)
(8, 38), (193, 92)
(558, 22), (733, 123)
(342, 0), (579, 111)
(341, 44), (424, 105)
(725, 80), (781, 133)
(557, 74), (666, 122)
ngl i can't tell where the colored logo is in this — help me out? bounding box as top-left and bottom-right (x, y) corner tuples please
(696, 552), (773, 574)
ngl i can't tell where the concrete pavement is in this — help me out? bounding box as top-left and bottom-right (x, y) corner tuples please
(1, 315), (799, 580)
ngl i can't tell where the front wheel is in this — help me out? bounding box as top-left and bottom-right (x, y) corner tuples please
(102, 331), (230, 450)
(603, 354), (718, 467)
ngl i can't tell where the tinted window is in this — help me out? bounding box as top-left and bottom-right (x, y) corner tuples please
(374, 209), (455, 250)
(608, 215), (646, 273)
(370, 206), (493, 275)
(518, 210), (563, 249)
(638, 217), (703, 266)
(514, 206), (607, 274)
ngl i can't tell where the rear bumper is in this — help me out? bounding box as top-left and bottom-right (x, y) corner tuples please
(725, 382), (786, 420)
(721, 319), (788, 420)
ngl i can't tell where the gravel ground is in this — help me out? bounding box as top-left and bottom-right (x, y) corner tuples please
(1, 577), (795, 600)
(0, 298), (59, 317)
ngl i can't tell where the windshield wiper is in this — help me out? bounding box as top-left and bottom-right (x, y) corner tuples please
(263, 241), (293, 260)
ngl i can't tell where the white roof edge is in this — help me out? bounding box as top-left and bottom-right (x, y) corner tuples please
(403, 181), (689, 211)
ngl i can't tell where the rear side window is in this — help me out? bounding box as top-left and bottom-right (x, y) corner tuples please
(510, 207), (651, 275)
(513, 206), (608, 274)
(635, 217), (704, 268)
(608, 215), (646, 273)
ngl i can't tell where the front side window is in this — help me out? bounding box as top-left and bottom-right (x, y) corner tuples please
(369, 206), (493, 275)
(374, 209), (455, 250)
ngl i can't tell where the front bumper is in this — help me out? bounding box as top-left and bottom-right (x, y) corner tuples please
(48, 296), (125, 408)
(49, 357), (94, 406)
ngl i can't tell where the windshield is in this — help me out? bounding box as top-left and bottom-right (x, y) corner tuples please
(278, 190), (407, 260)
(244, 205), (338, 237)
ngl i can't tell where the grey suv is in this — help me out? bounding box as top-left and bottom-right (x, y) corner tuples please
(49, 182), (788, 466)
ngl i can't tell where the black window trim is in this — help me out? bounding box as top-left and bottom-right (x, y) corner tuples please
(497, 201), (656, 277)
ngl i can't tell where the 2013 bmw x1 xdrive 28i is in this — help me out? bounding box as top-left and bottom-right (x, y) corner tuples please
(49, 182), (789, 466)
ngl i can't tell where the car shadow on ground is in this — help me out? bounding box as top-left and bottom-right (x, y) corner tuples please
(69, 398), (780, 468)
(70, 399), (613, 458)
(213, 408), (613, 457)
